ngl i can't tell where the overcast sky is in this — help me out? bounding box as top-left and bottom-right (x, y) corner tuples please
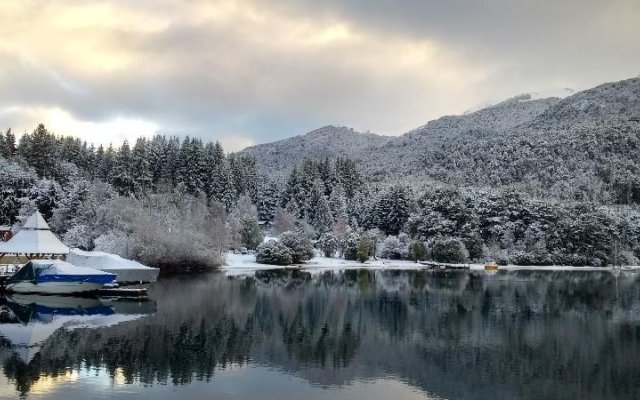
(0, 0), (638, 151)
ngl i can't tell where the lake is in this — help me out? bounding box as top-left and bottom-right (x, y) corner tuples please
(1, 268), (640, 400)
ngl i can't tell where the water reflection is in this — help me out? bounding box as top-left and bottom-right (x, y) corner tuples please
(1, 269), (640, 399)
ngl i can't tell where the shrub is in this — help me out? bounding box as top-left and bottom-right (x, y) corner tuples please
(318, 232), (339, 257)
(256, 240), (292, 265)
(408, 240), (426, 262)
(462, 235), (484, 260)
(357, 236), (373, 263)
(432, 238), (469, 264)
(240, 215), (264, 250)
(280, 230), (315, 263)
(343, 232), (360, 260)
(380, 236), (405, 259)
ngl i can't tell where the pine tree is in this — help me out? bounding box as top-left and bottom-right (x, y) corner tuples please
(110, 141), (136, 195)
(282, 166), (305, 218)
(176, 137), (206, 194)
(329, 183), (348, 219)
(132, 137), (152, 193)
(28, 124), (57, 177)
(162, 136), (181, 187)
(3, 129), (16, 156)
(99, 144), (116, 182)
(148, 135), (168, 189)
(371, 185), (410, 235)
(35, 182), (59, 220)
(308, 180), (333, 234)
(256, 178), (279, 222)
(0, 130), (4, 156)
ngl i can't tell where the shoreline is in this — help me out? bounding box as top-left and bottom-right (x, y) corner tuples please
(223, 253), (639, 276)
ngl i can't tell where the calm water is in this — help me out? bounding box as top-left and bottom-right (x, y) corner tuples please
(1, 269), (640, 400)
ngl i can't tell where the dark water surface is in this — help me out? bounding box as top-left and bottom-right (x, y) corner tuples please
(1, 269), (640, 400)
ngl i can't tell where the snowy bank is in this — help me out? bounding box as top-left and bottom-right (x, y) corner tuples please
(222, 253), (636, 276)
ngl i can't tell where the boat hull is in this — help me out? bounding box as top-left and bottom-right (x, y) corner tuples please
(6, 281), (107, 294)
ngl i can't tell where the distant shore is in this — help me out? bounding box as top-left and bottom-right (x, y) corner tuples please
(222, 253), (638, 276)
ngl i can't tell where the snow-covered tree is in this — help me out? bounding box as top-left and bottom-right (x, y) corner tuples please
(432, 238), (469, 264)
(318, 232), (339, 257)
(256, 240), (292, 265)
(279, 230), (314, 263)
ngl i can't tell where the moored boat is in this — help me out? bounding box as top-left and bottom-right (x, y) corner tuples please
(5, 260), (116, 294)
(68, 249), (159, 284)
(484, 262), (499, 271)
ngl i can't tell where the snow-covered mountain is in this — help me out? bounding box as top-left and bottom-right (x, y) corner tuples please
(240, 125), (390, 176)
(240, 76), (640, 199)
(529, 77), (640, 129)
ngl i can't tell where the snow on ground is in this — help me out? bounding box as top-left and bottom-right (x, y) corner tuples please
(222, 252), (636, 277)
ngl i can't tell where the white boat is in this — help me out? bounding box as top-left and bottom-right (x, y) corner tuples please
(5, 259), (116, 294)
(67, 249), (159, 284)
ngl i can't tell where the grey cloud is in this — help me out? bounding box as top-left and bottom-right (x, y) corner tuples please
(0, 0), (639, 149)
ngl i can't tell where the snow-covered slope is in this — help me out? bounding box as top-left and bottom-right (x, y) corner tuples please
(529, 77), (640, 129)
(240, 76), (640, 198)
(240, 125), (390, 176)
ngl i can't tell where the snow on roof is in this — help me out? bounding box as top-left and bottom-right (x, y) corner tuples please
(0, 225), (11, 231)
(0, 211), (69, 255)
(22, 211), (51, 230)
(0, 229), (69, 255)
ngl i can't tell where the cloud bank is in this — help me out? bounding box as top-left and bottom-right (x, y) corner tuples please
(0, 0), (638, 150)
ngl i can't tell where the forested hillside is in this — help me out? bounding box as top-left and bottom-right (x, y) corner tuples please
(2, 77), (640, 267)
(243, 77), (640, 204)
(241, 125), (390, 177)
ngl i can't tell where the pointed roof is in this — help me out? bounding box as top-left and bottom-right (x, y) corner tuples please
(0, 211), (69, 255)
(22, 211), (50, 230)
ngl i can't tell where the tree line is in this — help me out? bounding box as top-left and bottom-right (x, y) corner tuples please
(2, 123), (640, 267)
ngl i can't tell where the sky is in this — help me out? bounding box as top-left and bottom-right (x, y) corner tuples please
(0, 0), (639, 151)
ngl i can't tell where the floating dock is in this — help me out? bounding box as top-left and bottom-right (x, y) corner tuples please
(97, 287), (148, 297)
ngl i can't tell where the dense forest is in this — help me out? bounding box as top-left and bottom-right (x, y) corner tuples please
(2, 115), (640, 267)
(0, 120), (640, 267)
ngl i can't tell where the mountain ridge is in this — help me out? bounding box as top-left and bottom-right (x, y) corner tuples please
(239, 75), (640, 203)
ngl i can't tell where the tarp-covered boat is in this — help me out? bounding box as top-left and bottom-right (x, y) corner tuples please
(5, 260), (116, 294)
(67, 249), (159, 284)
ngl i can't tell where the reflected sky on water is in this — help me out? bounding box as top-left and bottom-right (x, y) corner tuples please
(1, 269), (640, 400)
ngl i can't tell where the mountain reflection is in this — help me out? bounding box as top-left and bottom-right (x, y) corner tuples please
(2, 269), (640, 400)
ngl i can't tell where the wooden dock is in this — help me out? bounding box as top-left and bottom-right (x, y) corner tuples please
(97, 287), (148, 297)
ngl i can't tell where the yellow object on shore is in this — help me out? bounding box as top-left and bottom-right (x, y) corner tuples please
(484, 262), (499, 271)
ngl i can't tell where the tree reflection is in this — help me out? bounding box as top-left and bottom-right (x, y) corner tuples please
(1, 269), (640, 399)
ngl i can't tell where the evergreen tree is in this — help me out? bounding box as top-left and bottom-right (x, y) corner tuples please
(35, 182), (59, 221)
(319, 232), (339, 257)
(99, 144), (116, 182)
(409, 240), (426, 262)
(110, 141), (136, 195)
(1, 129), (16, 156)
(329, 183), (348, 219)
(239, 215), (264, 250)
(132, 138), (152, 193)
(28, 124), (57, 177)
(371, 185), (410, 235)
(279, 230), (315, 263)
(357, 235), (373, 263)
(148, 135), (168, 189)
(177, 137), (206, 194)
(256, 178), (279, 222)
(256, 240), (292, 265)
